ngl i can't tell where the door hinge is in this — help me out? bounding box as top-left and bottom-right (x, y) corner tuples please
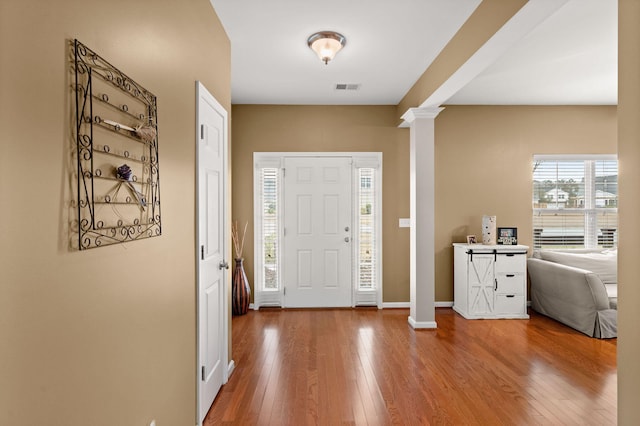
(200, 124), (204, 139)
(201, 245), (204, 260)
(283, 228), (286, 237)
(283, 287), (286, 296)
(282, 168), (285, 177)
(201, 366), (205, 381)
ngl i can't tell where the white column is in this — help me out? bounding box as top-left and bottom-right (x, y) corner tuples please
(402, 107), (443, 329)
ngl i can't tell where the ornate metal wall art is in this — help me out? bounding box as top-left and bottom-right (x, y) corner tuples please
(73, 39), (161, 249)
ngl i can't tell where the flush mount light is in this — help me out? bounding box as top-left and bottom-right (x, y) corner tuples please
(307, 31), (346, 65)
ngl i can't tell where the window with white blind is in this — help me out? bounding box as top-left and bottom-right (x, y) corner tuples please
(260, 168), (279, 291)
(357, 168), (376, 290)
(532, 155), (618, 249)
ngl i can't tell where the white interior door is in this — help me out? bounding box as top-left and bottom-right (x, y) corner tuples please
(283, 157), (352, 307)
(196, 82), (228, 425)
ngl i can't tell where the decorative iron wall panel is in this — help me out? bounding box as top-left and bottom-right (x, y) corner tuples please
(73, 39), (161, 249)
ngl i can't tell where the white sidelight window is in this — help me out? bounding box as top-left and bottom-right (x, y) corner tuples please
(532, 155), (618, 249)
(261, 168), (279, 291)
(357, 168), (376, 290)
(253, 156), (284, 308)
(352, 156), (382, 307)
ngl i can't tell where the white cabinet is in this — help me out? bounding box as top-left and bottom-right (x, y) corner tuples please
(453, 243), (529, 319)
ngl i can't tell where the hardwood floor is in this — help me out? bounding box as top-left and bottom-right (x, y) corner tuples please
(205, 308), (617, 425)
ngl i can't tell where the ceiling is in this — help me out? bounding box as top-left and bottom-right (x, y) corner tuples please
(209, 0), (617, 106)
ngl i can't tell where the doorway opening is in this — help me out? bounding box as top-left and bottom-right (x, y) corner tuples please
(253, 152), (382, 309)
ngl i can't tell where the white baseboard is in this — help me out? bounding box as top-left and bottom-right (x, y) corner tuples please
(408, 316), (438, 329)
(250, 301), (456, 310)
(382, 301), (453, 309)
(227, 360), (235, 379)
(382, 302), (410, 308)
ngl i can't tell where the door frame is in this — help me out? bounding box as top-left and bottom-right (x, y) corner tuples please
(195, 81), (231, 425)
(253, 152), (383, 309)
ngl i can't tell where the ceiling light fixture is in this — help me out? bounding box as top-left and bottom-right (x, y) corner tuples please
(307, 31), (346, 65)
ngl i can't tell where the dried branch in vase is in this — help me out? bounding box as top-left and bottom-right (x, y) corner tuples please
(232, 221), (248, 259)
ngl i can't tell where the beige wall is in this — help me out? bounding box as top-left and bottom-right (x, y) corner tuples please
(231, 105), (411, 303)
(0, 1), (230, 425)
(434, 105), (617, 301)
(232, 104), (617, 305)
(618, 0), (640, 424)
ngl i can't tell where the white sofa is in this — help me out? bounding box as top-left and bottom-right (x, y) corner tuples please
(527, 249), (617, 338)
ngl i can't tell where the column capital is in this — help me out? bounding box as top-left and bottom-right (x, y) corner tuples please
(401, 107), (445, 125)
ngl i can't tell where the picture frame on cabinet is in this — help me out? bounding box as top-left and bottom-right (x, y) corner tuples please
(497, 227), (518, 245)
(466, 235), (477, 244)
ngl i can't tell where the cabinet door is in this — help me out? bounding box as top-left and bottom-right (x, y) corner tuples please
(468, 254), (495, 315)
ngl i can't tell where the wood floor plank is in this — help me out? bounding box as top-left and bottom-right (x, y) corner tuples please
(204, 308), (617, 425)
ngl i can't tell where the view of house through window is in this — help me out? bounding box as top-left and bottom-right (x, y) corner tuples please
(532, 156), (618, 249)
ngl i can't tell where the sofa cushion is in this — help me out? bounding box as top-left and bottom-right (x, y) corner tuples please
(538, 250), (617, 285)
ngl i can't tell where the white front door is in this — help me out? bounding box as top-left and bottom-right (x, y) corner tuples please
(283, 157), (353, 307)
(196, 82), (228, 425)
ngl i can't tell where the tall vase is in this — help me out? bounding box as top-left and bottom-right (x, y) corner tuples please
(482, 215), (497, 245)
(232, 257), (251, 316)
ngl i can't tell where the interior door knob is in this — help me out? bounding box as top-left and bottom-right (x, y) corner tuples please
(344, 237), (350, 242)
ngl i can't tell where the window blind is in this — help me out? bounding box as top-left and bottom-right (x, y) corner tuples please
(358, 168), (375, 290)
(532, 157), (617, 249)
(261, 168), (279, 290)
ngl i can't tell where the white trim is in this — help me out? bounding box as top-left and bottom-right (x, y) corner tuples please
(382, 301), (453, 309)
(251, 301), (455, 309)
(401, 107), (445, 123)
(227, 360), (235, 378)
(533, 154), (617, 161)
(408, 317), (438, 329)
(383, 302), (410, 309)
(255, 152), (377, 158)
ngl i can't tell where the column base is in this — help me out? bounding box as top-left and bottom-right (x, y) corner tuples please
(408, 316), (437, 329)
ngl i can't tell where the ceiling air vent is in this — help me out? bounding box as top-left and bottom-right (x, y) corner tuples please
(335, 83), (360, 91)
